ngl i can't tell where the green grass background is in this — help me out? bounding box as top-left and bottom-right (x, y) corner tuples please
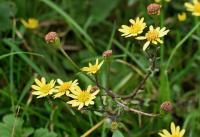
(0, 0), (200, 136)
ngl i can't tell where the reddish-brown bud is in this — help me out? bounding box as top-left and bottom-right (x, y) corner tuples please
(44, 32), (60, 48)
(45, 32), (58, 43)
(147, 3), (162, 15)
(160, 101), (172, 112)
(103, 50), (112, 57)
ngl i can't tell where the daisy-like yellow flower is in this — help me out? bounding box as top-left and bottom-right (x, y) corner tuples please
(118, 17), (146, 37)
(67, 85), (99, 110)
(31, 77), (55, 98)
(53, 79), (78, 98)
(185, 0), (200, 16)
(158, 122), (185, 137)
(136, 26), (169, 51)
(81, 59), (104, 74)
(177, 12), (187, 22)
(20, 18), (39, 29)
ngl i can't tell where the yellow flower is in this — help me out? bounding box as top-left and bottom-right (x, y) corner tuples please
(67, 85), (99, 110)
(185, 0), (200, 16)
(31, 77), (55, 98)
(81, 59), (104, 74)
(177, 12), (187, 22)
(53, 79), (78, 98)
(20, 18), (39, 29)
(118, 17), (146, 37)
(136, 26), (169, 51)
(158, 122), (185, 137)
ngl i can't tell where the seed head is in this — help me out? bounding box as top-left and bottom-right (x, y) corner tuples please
(160, 101), (172, 112)
(147, 3), (162, 15)
(44, 32), (61, 48)
(103, 50), (112, 57)
(45, 32), (58, 43)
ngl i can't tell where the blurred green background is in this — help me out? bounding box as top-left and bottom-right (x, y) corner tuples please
(0, 0), (200, 136)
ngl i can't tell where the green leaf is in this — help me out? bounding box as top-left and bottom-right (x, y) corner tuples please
(0, 114), (33, 137)
(0, 1), (17, 31)
(22, 128), (34, 137)
(33, 128), (57, 137)
(112, 130), (124, 137)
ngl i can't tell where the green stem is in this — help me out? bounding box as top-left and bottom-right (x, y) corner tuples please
(195, 17), (200, 48)
(94, 74), (105, 107)
(59, 48), (79, 71)
(105, 57), (111, 91)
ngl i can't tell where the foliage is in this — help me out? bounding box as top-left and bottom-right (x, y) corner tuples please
(1, 0), (200, 137)
(0, 114), (57, 137)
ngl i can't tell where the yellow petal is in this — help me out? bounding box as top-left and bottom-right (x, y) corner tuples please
(35, 78), (43, 87)
(162, 129), (171, 136)
(171, 122), (176, 134)
(78, 103), (84, 110)
(41, 77), (46, 84)
(136, 36), (146, 40)
(57, 79), (63, 85)
(180, 129), (185, 137)
(143, 41), (150, 51)
(31, 85), (40, 90)
(20, 19), (28, 27)
(184, 3), (194, 9)
(158, 132), (167, 137)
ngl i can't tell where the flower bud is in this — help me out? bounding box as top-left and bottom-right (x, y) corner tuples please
(45, 32), (60, 48)
(160, 101), (172, 112)
(111, 121), (118, 131)
(103, 50), (112, 57)
(147, 3), (162, 15)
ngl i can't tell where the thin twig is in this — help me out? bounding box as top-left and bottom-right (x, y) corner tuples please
(120, 72), (151, 99)
(128, 108), (160, 117)
(120, 48), (158, 99)
(115, 100), (159, 117)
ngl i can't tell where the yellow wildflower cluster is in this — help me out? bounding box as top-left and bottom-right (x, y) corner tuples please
(31, 59), (103, 110)
(158, 122), (185, 137)
(118, 17), (169, 51)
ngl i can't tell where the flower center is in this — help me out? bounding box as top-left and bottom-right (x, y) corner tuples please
(59, 83), (71, 92)
(77, 91), (91, 103)
(130, 23), (142, 34)
(28, 19), (38, 28)
(194, 3), (200, 13)
(146, 30), (159, 41)
(88, 65), (98, 73)
(171, 134), (179, 137)
(40, 85), (51, 93)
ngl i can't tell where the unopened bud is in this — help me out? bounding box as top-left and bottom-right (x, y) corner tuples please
(111, 121), (118, 131)
(45, 32), (60, 48)
(147, 3), (162, 15)
(160, 101), (172, 112)
(103, 50), (112, 57)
